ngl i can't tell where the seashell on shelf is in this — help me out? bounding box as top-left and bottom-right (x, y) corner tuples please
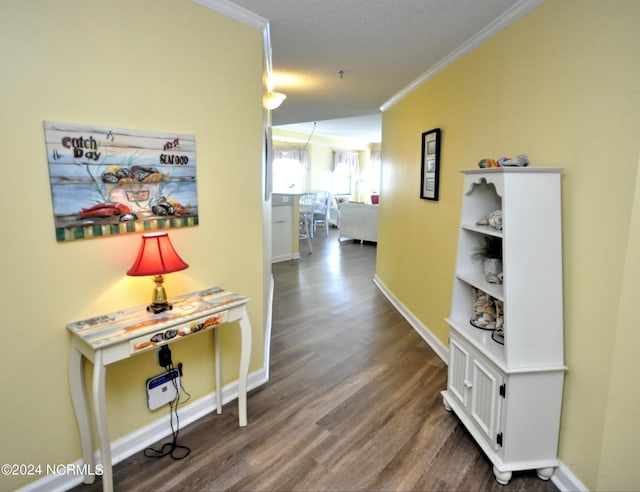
(485, 272), (503, 284)
(477, 209), (503, 230)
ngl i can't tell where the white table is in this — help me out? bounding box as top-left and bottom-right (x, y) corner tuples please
(67, 287), (252, 492)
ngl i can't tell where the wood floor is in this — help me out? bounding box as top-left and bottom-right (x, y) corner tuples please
(72, 229), (558, 491)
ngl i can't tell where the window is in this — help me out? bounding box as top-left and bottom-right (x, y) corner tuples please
(333, 162), (352, 195)
(332, 151), (359, 196)
(272, 147), (308, 193)
(369, 150), (381, 194)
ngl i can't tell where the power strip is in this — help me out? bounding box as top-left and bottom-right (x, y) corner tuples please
(146, 369), (180, 410)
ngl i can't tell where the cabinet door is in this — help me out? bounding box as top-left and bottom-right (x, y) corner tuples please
(272, 205), (293, 260)
(470, 357), (503, 450)
(448, 336), (471, 407)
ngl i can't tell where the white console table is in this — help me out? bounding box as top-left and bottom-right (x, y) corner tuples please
(67, 287), (252, 492)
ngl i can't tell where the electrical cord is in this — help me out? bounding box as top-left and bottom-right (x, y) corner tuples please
(302, 121), (317, 150)
(144, 361), (192, 461)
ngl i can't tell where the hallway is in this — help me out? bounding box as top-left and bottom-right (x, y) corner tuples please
(73, 230), (557, 491)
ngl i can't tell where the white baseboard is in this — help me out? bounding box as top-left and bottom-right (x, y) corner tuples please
(18, 368), (268, 492)
(372, 274), (449, 364)
(551, 461), (590, 492)
(372, 273), (587, 492)
(272, 252), (300, 263)
(263, 274), (274, 382)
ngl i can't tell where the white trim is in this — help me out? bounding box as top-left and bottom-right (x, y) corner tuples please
(192, 0), (268, 30)
(18, 368), (269, 492)
(551, 461), (590, 492)
(263, 24), (275, 92)
(380, 0), (544, 112)
(372, 274), (449, 363)
(263, 274), (274, 381)
(272, 253), (301, 263)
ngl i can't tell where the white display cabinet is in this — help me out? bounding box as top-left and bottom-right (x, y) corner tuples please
(442, 167), (566, 485)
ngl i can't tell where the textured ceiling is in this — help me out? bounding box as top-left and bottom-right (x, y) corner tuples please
(228, 0), (539, 141)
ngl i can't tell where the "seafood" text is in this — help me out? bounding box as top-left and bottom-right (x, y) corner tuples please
(159, 154), (189, 165)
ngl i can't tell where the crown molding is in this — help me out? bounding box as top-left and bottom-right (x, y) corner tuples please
(192, 0), (274, 90)
(380, 0), (544, 112)
(192, 0), (268, 30)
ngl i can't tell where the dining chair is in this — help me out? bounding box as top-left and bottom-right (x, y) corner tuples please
(312, 191), (331, 237)
(298, 192), (316, 253)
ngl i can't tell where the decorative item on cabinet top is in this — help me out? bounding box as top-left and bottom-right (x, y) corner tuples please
(478, 154), (530, 168)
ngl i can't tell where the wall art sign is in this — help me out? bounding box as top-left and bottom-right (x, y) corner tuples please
(420, 127), (441, 201)
(44, 121), (199, 241)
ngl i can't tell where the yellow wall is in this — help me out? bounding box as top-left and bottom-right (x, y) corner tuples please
(0, 1), (265, 489)
(596, 153), (640, 490)
(376, 1), (640, 490)
(309, 144), (334, 192)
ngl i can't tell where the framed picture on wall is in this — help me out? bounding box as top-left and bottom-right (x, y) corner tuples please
(44, 121), (199, 241)
(420, 128), (441, 201)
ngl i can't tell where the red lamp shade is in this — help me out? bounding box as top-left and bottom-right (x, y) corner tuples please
(127, 232), (188, 276)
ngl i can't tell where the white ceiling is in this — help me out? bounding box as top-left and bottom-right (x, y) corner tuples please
(224, 0), (542, 142)
(276, 114), (384, 146)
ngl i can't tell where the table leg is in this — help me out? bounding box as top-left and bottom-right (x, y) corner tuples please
(68, 344), (96, 484)
(92, 351), (113, 492)
(214, 327), (222, 414)
(238, 308), (252, 427)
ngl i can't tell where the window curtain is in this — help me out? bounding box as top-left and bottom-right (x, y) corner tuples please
(332, 150), (359, 172)
(274, 147), (309, 168)
(332, 151), (360, 197)
(369, 150), (381, 195)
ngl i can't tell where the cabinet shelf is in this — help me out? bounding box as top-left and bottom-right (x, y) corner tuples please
(461, 223), (503, 238)
(446, 317), (506, 370)
(455, 271), (504, 301)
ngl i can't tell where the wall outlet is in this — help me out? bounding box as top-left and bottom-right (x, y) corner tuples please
(146, 368), (180, 410)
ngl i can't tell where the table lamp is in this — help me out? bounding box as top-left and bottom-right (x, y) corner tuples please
(127, 232), (189, 313)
